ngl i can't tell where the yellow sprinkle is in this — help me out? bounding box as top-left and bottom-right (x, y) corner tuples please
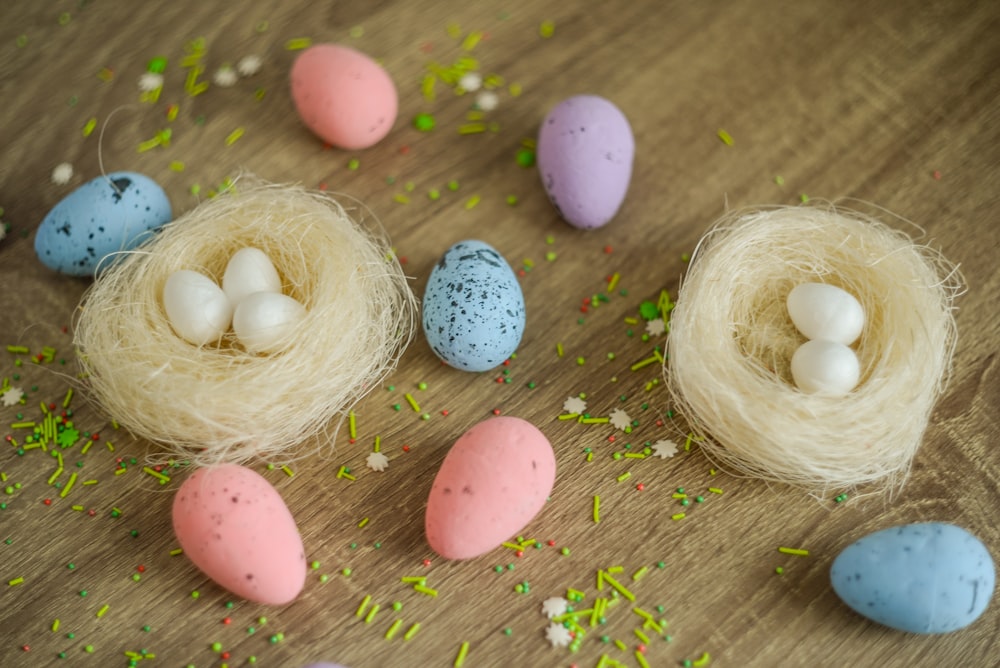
(225, 127), (244, 145)
(143, 467), (169, 483)
(281, 465), (294, 477)
(693, 652), (712, 667)
(671, 512), (686, 520)
(596, 570), (604, 590)
(446, 23), (462, 38)
(624, 317), (638, 325)
(624, 453), (645, 459)
(169, 161), (185, 172)
(404, 393), (421, 412)
(114, 468), (127, 476)
(10, 422), (34, 429)
(400, 576), (426, 584)
(82, 480), (97, 486)
(708, 487), (724, 494)
(358, 517), (369, 529)
(461, 31), (482, 51)
(413, 584), (438, 597)
(96, 604), (109, 618)
(80, 440), (93, 455)
(630, 355), (659, 371)
(285, 37), (313, 50)
(581, 417), (610, 424)
(614, 639), (627, 651)
(421, 74), (436, 101)
(83, 117), (97, 136)
(454, 641), (470, 667)
(59, 472), (77, 498)
(556, 343), (564, 357)
(169, 548), (183, 556)
(717, 129), (734, 146)
(586, 451), (594, 462)
(592, 495), (600, 523)
(616, 472), (631, 483)
(106, 441), (114, 452)
(349, 411), (357, 439)
(607, 565), (624, 574)
(557, 413), (579, 421)
(508, 82), (522, 96)
(602, 573), (636, 601)
(62, 388), (73, 408)
(136, 137), (161, 153)
(634, 628), (650, 643)
(636, 649), (652, 668)
(464, 195), (481, 210)
(385, 618), (403, 639)
(189, 80), (209, 96)
(52, 619), (60, 632)
(608, 273), (620, 292)
(778, 547), (809, 556)
(40, 402), (49, 415)
(672, 493), (687, 499)
(632, 566), (649, 581)
(8, 577), (24, 586)
(166, 105), (179, 122)
(393, 193), (411, 205)
(47, 467), (63, 486)
(539, 20), (555, 38)
(364, 602), (380, 623)
(458, 123), (486, 134)
(403, 622), (421, 640)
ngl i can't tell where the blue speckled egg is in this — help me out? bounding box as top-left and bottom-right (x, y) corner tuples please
(35, 172), (172, 276)
(422, 240), (525, 372)
(831, 522), (995, 634)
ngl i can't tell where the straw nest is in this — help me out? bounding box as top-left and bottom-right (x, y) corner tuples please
(665, 204), (962, 497)
(73, 177), (417, 466)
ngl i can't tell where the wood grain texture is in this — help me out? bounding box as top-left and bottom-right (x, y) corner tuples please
(1, 1), (998, 666)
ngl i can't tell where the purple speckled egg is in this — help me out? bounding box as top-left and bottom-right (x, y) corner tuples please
(537, 95), (634, 230)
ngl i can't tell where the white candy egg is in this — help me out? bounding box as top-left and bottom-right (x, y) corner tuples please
(232, 292), (306, 353)
(163, 270), (233, 346)
(222, 247), (283, 307)
(786, 283), (865, 345)
(791, 339), (861, 395)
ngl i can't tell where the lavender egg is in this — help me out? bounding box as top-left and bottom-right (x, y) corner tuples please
(422, 240), (525, 372)
(537, 95), (634, 230)
(35, 172), (171, 276)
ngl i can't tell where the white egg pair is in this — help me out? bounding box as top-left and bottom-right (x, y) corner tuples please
(786, 283), (865, 396)
(162, 248), (306, 353)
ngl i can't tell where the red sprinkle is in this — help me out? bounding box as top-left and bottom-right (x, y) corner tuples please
(604, 245), (613, 254)
(515, 550), (524, 558)
(43, 499), (52, 506)
(221, 651), (230, 659)
(137, 565), (146, 572)
(547, 540), (556, 546)
(492, 408), (501, 416)
(402, 445), (411, 452)
(607, 435), (616, 442)
(440, 410), (449, 417)
(422, 559), (431, 567)
(933, 170), (942, 180)
(637, 643), (647, 653)
(636, 483), (645, 491)
(223, 617), (231, 625)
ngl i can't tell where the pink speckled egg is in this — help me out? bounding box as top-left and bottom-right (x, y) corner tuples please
(290, 44), (397, 150)
(172, 464), (306, 605)
(425, 416), (556, 560)
(537, 94), (634, 229)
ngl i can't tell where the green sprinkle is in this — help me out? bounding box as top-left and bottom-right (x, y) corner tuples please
(515, 148), (535, 167)
(413, 113), (436, 132)
(147, 57), (167, 73)
(348, 158), (360, 170)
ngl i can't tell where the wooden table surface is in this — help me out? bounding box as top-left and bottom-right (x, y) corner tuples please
(1, 1), (998, 666)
